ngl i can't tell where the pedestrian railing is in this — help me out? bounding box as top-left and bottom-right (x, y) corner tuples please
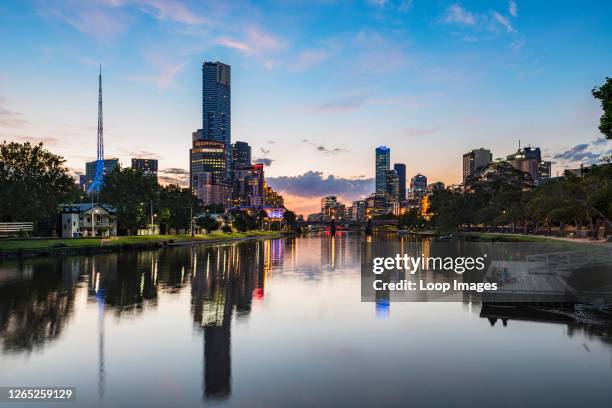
(0, 222), (34, 236)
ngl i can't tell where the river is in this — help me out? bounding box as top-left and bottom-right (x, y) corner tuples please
(1, 233), (611, 407)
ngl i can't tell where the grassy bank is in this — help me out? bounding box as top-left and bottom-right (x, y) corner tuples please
(0, 231), (285, 254)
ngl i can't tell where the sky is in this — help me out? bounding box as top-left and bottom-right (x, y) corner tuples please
(0, 0), (611, 215)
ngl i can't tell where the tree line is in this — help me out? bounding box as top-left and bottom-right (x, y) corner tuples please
(0, 141), (297, 236)
(429, 161), (612, 237)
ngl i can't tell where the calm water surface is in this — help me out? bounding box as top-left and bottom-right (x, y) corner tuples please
(1, 234), (611, 407)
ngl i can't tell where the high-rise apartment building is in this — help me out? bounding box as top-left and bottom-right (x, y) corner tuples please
(506, 146), (551, 185)
(385, 169), (399, 203)
(85, 158), (119, 190)
(463, 148), (492, 184)
(232, 163), (265, 207)
(393, 163), (406, 200)
(131, 158), (158, 176)
(202, 61), (231, 174)
(375, 146), (390, 195)
(410, 173), (428, 195)
(190, 133), (227, 198)
(351, 200), (367, 221)
(231, 141), (251, 166)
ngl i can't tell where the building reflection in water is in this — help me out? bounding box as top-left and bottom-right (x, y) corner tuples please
(4, 235), (612, 405)
(190, 240), (270, 400)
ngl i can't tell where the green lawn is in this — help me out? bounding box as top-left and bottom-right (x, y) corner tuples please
(0, 231), (283, 252)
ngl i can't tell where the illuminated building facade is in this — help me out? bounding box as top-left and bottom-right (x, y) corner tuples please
(375, 146), (390, 195)
(202, 61), (231, 175)
(231, 141), (251, 166)
(385, 169), (399, 203)
(190, 134), (227, 200)
(351, 200), (367, 221)
(393, 163), (406, 200)
(232, 164), (265, 207)
(506, 146), (551, 185)
(131, 158), (158, 177)
(409, 173), (428, 197)
(264, 183), (284, 208)
(196, 172), (231, 207)
(463, 148), (492, 184)
(84, 158), (119, 190)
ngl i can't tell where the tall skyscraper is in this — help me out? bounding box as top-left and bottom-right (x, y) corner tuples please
(131, 158), (158, 176)
(231, 141), (251, 166)
(463, 148), (492, 184)
(202, 61), (231, 174)
(393, 163), (406, 200)
(385, 169), (399, 203)
(375, 146), (390, 195)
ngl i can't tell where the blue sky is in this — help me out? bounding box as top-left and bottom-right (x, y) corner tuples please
(1, 0), (611, 214)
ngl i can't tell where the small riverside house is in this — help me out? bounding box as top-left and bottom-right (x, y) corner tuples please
(59, 203), (117, 238)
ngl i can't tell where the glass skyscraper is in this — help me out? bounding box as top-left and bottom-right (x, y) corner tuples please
(393, 163), (406, 200)
(375, 146), (390, 195)
(202, 61), (231, 175)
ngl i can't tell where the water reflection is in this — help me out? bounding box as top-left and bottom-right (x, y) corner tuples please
(0, 258), (80, 353)
(191, 243), (265, 399)
(1, 234), (612, 407)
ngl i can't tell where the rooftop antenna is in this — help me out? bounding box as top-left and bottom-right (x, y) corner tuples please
(88, 64), (105, 194)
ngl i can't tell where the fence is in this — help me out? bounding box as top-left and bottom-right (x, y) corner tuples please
(0, 222), (34, 237)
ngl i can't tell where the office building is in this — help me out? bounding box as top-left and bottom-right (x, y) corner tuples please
(202, 61), (231, 174)
(393, 163), (406, 200)
(233, 163), (265, 207)
(131, 158), (158, 176)
(410, 173), (428, 195)
(190, 134), (227, 198)
(264, 183), (284, 208)
(385, 169), (399, 203)
(195, 172), (231, 207)
(352, 200), (367, 221)
(321, 196), (338, 220)
(506, 146), (551, 185)
(463, 148), (492, 184)
(84, 158), (119, 189)
(375, 146), (390, 195)
(231, 141), (251, 166)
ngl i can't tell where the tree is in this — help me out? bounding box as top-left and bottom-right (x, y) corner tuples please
(593, 77), (612, 139)
(231, 210), (257, 232)
(398, 208), (423, 230)
(157, 184), (202, 233)
(196, 215), (219, 233)
(283, 209), (297, 231)
(0, 142), (75, 234)
(99, 167), (159, 235)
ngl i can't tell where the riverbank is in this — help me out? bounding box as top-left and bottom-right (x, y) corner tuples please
(0, 231), (290, 259)
(457, 231), (612, 246)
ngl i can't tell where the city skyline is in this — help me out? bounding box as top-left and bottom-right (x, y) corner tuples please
(1, 1), (611, 215)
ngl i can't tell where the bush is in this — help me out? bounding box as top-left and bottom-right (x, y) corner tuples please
(221, 225), (232, 233)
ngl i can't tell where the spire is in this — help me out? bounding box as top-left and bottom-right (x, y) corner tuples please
(87, 65), (105, 193)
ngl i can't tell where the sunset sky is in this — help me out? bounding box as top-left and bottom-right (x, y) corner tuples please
(1, 0), (611, 215)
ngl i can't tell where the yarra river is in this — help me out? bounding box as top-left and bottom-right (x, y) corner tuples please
(1, 234), (611, 407)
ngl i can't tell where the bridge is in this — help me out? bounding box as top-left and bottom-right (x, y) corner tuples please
(296, 219), (399, 228)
